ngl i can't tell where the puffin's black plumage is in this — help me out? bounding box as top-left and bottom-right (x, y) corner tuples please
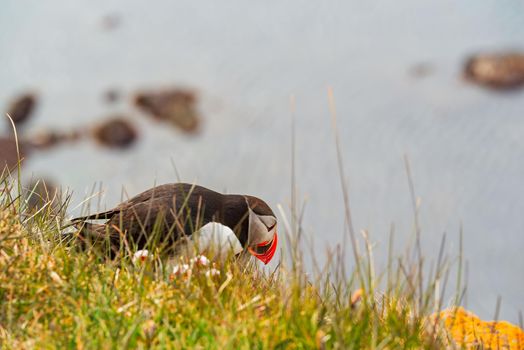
(73, 183), (276, 257)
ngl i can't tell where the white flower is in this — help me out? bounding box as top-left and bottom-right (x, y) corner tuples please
(172, 263), (191, 275)
(132, 249), (149, 263)
(205, 268), (220, 277)
(191, 255), (210, 267)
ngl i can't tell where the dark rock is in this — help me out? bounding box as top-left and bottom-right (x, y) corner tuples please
(28, 131), (61, 150)
(135, 89), (200, 133)
(92, 117), (138, 149)
(0, 137), (29, 172)
(26, 129), (83, 150)
(25, 178), (59, 212)
(104, 89), (120, 104)
(409, 62), (434, 79)
(6, 93), (36, 126)
(101, 14), (121, 31)
(464, 52), (524, 90)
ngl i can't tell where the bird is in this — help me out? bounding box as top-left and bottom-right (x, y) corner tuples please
(72, 183), (278, 264)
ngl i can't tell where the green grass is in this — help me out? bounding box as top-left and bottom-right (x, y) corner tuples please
(0, 170), (460, 349)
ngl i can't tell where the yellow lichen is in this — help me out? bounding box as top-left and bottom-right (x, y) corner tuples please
(438, 307), (524, 349)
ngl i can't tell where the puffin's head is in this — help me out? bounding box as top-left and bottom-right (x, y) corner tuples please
(244, 196), (278, 265)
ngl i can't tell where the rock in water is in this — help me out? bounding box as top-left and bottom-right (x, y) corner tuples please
(100, 13), (121, 31)
(6, 93), (37, 126)
(408, 62), (434, 79)
(464, 52), (524, 90)
(92, 117), (138, 149)
(134, 89), (200, 133)
(103, 89), (121, 104)
(25, 178), (59, 212)
(26, 129), (83, 150)
(0, 137), (28, 172)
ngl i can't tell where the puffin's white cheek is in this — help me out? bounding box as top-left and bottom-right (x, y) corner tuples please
(248, 214), (270, 244)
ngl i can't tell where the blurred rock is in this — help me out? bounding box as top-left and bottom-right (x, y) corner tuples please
(464, 52), (524, 90)
(6, 93), (36, 126)
(101, 14), (121, 31)
(26, 129), (83, 150)
(104, 89), (121, 104)
(135, 89), (200, 133)
(92, 117), (138, 149)
(0, 137), (29, 172)
(408, 62), (434, 79)
(25, 178), (59, 212)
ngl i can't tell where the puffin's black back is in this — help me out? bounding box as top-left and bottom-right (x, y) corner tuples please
(75, 183), (251, 252)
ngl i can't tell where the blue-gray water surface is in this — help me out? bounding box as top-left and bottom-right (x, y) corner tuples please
(1, 0), (524, 322)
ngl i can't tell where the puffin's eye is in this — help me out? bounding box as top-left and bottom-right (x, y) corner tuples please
(267, 223), (276, 232)
(259, 215), (276, 230)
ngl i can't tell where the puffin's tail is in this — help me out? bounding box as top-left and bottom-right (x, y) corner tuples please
(71, 209), (118, 223)
(60, 209), (121, 254)
(68, 221), (120, 256)
(75, 222), (107, 240)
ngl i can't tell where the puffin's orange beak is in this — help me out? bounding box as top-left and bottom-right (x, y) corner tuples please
(248, 232), (278, 265)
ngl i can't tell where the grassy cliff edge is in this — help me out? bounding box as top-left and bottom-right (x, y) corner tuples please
(0, 176), (522, 349)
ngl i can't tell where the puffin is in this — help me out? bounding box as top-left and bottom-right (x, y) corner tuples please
(72, 183), (278, 264)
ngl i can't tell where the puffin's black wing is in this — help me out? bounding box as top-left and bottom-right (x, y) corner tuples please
(71, 196), (180, 254)
(120, 183), (199, 208)
(71, 183), (190, 223)
(71, 183), (228, 252)
(109, 185), (224, 238)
